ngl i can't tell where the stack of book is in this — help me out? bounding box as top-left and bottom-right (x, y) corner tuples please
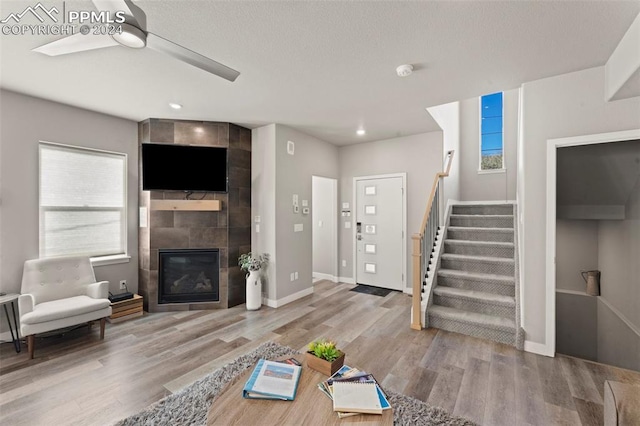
(107, 294), (143, 323)
(317, 365), (391, 418)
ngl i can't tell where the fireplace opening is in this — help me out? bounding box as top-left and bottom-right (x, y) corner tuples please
(158, 249), (220, 304)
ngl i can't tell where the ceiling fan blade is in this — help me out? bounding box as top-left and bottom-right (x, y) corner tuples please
(146, 32), (240, 82)
(92, 0), (146, 29)
(33, 33), (119, 56)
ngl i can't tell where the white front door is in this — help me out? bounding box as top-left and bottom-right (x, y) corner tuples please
(355, 176), (404, 290)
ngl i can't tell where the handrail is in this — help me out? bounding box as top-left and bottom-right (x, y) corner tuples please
(411, 150), (455, 330)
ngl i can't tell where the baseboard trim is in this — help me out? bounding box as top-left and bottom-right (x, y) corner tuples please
(338, 276), (355, 285)
(312, 272), (338, 283)
(524, 340), (554, 357)
(262, 287), (314, 308)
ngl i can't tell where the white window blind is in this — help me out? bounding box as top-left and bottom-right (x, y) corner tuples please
(39, 142), (127, 258)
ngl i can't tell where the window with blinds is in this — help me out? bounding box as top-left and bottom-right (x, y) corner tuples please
(39, 142), (127, 258)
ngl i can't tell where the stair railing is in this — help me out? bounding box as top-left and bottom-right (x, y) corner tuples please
(411, 150), (454, 330)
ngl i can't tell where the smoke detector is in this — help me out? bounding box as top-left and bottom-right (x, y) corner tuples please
(396, 64), (414, 77)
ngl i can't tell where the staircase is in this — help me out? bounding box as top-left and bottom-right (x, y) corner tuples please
(427, 204), (520, 346)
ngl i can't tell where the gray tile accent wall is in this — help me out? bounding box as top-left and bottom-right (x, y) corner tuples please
(138, 119), (251, 312)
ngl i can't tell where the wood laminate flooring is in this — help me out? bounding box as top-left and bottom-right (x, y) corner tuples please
(1, 280), (638, 425)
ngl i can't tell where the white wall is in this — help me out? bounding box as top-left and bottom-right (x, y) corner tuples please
(520, 66), (640, 347)
(0, 90), (138, 331)
(427, 102), (460, 204)
(338, 132), (443, 289)
(459, 88), (518, 201)
(251, 124), (277, 301)
(312, 176), (337, 278)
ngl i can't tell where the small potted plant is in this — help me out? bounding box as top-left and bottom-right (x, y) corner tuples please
(239, 252), (269, 310)
(306, 339), (345, 376)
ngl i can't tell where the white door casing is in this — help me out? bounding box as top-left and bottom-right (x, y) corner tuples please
(354, 175), (405, 290)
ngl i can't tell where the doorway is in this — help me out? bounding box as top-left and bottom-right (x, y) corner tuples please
(546, 129), (640, 366)
(312, 176), (338, 282)
(353, 174), (406, 291)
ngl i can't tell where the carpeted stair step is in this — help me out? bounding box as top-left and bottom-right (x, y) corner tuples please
(443, 239), (514, 258)
(449, 214), (513, 228)
(447, 226), (514, 243)
(452, 204), (513, 216)
(428, 305), (516, 346)
(437, 269), (515, 296)
(432, 287), (515, 319)
(441, 253), (515, 276)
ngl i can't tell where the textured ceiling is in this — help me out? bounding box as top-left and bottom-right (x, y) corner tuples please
(557, 140), (640, 206)
(1, 1), (638, 145)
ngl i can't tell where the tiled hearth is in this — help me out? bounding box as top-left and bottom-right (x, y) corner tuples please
(138, 119), (251, 312)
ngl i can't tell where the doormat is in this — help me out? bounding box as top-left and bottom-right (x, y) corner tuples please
(350, 284), (393, 297)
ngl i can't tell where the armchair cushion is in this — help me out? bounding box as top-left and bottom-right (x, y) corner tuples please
(21, 295), (110, 325)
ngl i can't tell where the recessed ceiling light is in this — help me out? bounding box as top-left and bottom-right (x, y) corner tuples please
(169, 103), (182, 110)
(357, 129), (366, 136)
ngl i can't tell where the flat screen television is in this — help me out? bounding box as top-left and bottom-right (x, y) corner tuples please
(142, 143), (228, 192)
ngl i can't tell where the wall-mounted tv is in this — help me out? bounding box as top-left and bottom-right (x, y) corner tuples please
(142, 143), (228, 192)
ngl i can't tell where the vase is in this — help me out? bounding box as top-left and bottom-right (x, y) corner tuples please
(246, 270), (262, 310)
(306, 351), (345, 376)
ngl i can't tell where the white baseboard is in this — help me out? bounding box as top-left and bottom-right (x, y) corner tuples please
(524, 340), (554, 357)
(262, 287), (314, 308)
(338, 276), (355, 285)
(312, 272), (338, 283)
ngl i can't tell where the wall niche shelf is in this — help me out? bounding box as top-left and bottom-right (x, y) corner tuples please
(150, 200), (221, 211)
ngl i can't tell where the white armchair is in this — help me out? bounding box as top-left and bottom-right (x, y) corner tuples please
(19, 256), (112, 359)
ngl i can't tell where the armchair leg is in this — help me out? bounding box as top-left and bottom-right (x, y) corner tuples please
(27, 335), (35, 359)
(100, 318), (106, 340)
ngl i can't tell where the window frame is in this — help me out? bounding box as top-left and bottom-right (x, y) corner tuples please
(478, 92), (506, 173)
(38, 141), (129, 263)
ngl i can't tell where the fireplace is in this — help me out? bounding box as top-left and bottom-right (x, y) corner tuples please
(158, 249), (220, 304)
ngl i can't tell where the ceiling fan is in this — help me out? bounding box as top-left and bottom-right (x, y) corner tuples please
(32, 0), (240, 82)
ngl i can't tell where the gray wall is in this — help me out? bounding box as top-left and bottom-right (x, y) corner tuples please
(597, 298), (640, 371)
(338, 131), (443, 289)
(274, 125), (339, 299)
(598, 178), (640, 329)
(556, 219), (599, 293)
(312, 176), (337, 277)
(251, 124), (339, 302)
(459, 88), (518, 201)
(556, 292), (597, 361)
(0, 90), (139, 332)
(519, 66), (640, 345)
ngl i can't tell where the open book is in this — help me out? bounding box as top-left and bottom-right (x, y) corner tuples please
(242, 359), (302, 400)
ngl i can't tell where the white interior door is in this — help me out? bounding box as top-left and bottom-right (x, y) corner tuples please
(355, 176), (404, 290)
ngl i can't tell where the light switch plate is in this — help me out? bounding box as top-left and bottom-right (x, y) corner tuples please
(287, 141), (295, 155)
(293, 194), (299, 205)
(255, 224), (260, 233)
(342, 202), (349, 209)
(294, 223), (303, 232)
(301, 200), (308, 207)
(254, 216), (261, 223)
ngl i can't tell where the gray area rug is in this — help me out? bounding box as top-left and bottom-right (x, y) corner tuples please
(114, 341), (475, 426)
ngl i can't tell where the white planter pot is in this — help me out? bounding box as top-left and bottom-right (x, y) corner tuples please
(246, 270), (262, 310)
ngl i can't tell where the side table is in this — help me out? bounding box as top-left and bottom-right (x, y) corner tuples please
(0, 293), (21, 353)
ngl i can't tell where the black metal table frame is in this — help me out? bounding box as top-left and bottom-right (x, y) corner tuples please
(3, 300), (21, 353)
